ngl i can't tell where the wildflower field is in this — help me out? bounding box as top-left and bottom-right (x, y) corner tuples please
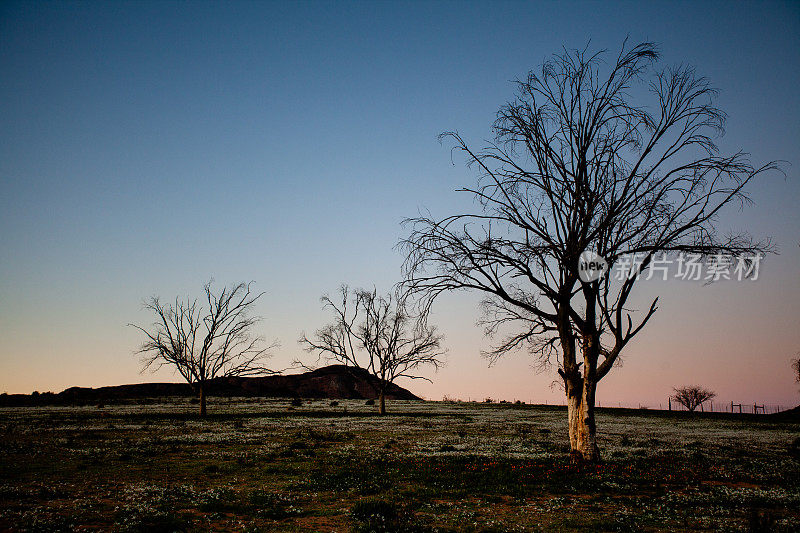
(1, 399), (798, 532)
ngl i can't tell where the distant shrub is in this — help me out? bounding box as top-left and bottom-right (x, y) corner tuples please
(330, 400), (339, 407)
(365, 399), (375, 406)
(788, 437), (800, 461)
(484, 398), (494, 403)
(115, 505), (190, 532)
(290, 398), (303, 407)
(249, 490), (303, 519)
(197, 486), (238, 513)
(351, 499), (400, 532)
(202, 464), (220, 474)
(748, 507), (777, 532)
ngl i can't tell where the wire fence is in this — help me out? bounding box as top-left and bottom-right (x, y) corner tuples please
(456, 397), (791, 414)
(663, 400), (786, 414)
(598, 400), (788, 414)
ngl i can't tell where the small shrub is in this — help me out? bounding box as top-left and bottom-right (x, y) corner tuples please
(365, 399), (375, 406)
(290, 398), (303, 407)
(115, 505), (190, 532)
(789, 436), (800, 461)
(747, 507), (777, 532)
(330, 401), (340, 407)
(250, 490), (303, 519)
(351, 499), (401, 532)
(197, 486), (239, 512)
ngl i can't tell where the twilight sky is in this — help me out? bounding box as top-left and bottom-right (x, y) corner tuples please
(1, 0), (799, 408)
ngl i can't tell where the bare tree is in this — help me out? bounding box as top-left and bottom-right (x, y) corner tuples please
(300, 286), (445, 414)
(672, 385), (716, 412)
(400, 41), (779, 462)
(130, 281), (276, 416)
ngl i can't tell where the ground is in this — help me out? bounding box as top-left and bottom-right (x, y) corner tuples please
(0, 399), (798, 532)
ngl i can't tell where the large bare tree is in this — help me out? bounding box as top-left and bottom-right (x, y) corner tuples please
(131, 281), (276, 416)
(401, 41), (778, 461)
(300, 286), (445, 414)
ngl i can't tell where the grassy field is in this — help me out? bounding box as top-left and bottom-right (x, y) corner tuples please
(0, 399), (798, 532)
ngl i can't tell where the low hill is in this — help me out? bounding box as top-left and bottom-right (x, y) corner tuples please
(0, 365), (420, 406)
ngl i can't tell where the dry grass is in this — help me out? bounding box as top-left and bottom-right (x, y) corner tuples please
(0, 398), (798, 531)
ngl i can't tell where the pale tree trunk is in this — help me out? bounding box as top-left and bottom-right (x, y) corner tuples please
(566, 376), (600, 463)
(378, 388), (386, 416)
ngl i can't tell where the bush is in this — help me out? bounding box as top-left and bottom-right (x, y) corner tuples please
(351, 499), (400, 532)
(789, 437), (800, 461)
(290, 398), (303, 407)
(365, 399), (375, 406)
(350, 498), (429, 533)
(249, 490), (303, 519)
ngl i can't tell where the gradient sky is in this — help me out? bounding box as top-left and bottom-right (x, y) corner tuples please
(1, 0), (799, 408)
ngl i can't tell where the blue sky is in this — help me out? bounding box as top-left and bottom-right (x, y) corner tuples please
(1, 1), (799, 407)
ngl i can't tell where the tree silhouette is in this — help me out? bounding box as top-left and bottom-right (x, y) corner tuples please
(300, 286), (445, 414)
(130, 281), (276, 416)
(672, 385), (716, 412)
(401, 40), (779, 461)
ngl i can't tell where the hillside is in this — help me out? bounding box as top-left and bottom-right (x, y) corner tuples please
(0, 365), (420, 406)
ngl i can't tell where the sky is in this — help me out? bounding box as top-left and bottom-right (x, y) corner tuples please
(1, 0), (799, 408)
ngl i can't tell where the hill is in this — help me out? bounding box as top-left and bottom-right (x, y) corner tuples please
(0, 365), (420, 406)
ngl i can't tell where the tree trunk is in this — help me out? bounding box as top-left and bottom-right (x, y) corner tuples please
(199, 385), (207, 417)
(378, 390), (386, 415)
(566, 376), (600, 463)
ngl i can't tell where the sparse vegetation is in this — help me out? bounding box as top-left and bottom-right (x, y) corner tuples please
(0, 399), (798, 531)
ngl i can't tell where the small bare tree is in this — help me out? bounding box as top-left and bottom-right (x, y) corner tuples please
(672, 385), (716, 412)
(401, 40), (779, 462)
(300, 286), (445, 414)
(130, 281), (276, 416)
